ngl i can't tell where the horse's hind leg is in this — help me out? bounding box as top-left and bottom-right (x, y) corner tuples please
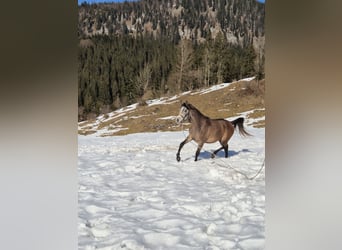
(211, 146), (223, 158)
(223, 144), (229, 158)
(195, 143), (204, 161)
(212, 142), (228, 158)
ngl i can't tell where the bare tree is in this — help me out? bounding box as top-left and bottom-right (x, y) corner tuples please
(136, 64), (152, 96)
(203, 46), (210, 87)
(176, 40), (193, 91)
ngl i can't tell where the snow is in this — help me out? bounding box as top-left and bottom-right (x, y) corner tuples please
(191, 76), (256, 96)
(145, 93), (189, 107)
(78, 124), (265, 249)
(156, 116), (177, 121)
(142, 77), (255, 106)
(78, 105), (139, 135)
(232, 109), (266, 127)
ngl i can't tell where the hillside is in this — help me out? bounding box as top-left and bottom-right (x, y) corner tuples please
(78, 77), (265, 136)
(78, 0), (265, 49)
(78, 0), (265, 120)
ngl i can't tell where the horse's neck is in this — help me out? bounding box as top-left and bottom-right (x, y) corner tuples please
(190, 109), (208, 126)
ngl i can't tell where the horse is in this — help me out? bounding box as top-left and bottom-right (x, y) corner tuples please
(175, 101), (251, 162)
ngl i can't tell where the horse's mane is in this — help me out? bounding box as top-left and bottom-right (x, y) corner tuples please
(187, 103), (210, 120)
(183, 102), (227, 121)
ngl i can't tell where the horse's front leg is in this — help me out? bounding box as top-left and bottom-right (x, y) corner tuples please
(176, 136), (192, 162)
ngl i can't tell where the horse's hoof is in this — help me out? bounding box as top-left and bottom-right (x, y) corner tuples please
(211, 154), (215, 159)
(176, 155), (180, 162)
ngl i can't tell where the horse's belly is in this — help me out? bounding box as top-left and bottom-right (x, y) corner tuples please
(206, 138), (218, 143)
(193, 136), (218, 144)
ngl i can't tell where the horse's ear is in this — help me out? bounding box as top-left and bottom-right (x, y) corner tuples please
(187, 102), (195, 109)
(182, 101), (189, 108)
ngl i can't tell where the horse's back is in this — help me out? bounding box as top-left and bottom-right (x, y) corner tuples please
(199, 118), (234, 143)
(213, 118), (234, 130)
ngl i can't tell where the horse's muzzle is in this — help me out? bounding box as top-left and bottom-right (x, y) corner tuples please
(175, 116), (183, 124)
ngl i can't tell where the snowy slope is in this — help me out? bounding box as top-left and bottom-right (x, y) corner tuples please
(78, 76), (261, 137)
(78, 125), (265, 249)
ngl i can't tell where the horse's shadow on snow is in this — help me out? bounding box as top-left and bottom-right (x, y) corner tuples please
(183, 149), (252, 161)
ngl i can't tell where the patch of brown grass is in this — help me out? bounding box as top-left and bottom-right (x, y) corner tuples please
(252, 120), (265, 128)
(78, 130), (96, 135)
(247, 109), (265, 119)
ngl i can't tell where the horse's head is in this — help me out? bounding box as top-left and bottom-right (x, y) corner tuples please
(176, 101), (191, 124)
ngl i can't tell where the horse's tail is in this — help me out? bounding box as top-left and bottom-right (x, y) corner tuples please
(231, 117), (252, 137)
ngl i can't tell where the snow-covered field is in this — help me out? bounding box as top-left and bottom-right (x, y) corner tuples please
(78, 125), (265, 249)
